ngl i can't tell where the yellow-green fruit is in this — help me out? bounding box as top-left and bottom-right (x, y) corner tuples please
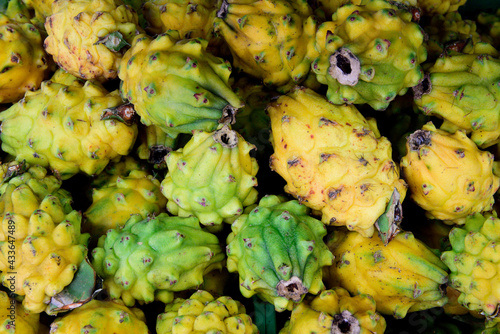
(413, 50), (500, 149)
(84, 156), (167, 238)
(400, 122), (500, 224)
(161, 125), (259, 231)
(156, 290), (258, 334)
(0, 77), (138, 180)
(0, 0), (49, 103)
(91, 213), (225, 306)
(49, 299), (148, 333)
(312, 0), (427, 110)
(279, 287), (386, 334)
(478, 9), (500, 50)
(44, 0), (141, 82)
(417, 0), (467, 15)
(213, 0), (319, 92)
(441, 213), (500, 318)
(119, 31), (244, 138)
(0, 291), (40, 334)
(324, 228), (449, 319)
(143, 0), (219, 40)
(268, 86), (407, 237)
(0, 162), (89, 313)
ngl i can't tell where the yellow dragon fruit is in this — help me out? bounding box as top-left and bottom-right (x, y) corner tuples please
(84, 156), (167, 238)
(0, 0), (49, 103)
(49, 299), (149, 333)
(400, 122), (500, 224)
(0, 290), (42, 334)
(268, 86), (407, 238)
(413, 44), (500, 149)
(213, 0), (319, 92)
(280, 287), (386, 334)
(0, 161), (89, 313)
(44, 0), (142, 82)
(156, 290), (258, 334)
(324, 228), (449, 319)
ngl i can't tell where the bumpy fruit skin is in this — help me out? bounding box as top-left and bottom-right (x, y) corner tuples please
(312, 0), (426, 110)
(161, 125), (258, 231)
(213, 0), (319, 92)
(324, 228), (449, 319)
(44, 0), (141, 82)
(268, 86), (407, 237)
(478, 9), (500, 50)
(84, 156), (167, 237)
(441, 213), (500, 318)
(143, 0), (219, 39)
(423, 12), (486, 61)
(279, 287), (386, 334)
(413, 52), (500, 149)
(417, 0), (466, 15)
(0, 290), (40, 334)
(400, 122), (500, 224)
(0, 162), (89, 313)
(0, 76), (138, 180)
(0, 0), (49, 103)
(226, 195), (334, 312)
(119, 31), (244, 138)
(91, 213), (225, 306)
(49, 299), (148, 333)
(156, 290), (258, 334)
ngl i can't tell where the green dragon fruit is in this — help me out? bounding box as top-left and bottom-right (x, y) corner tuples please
(312, 0), (427, 110)
(91, 213), (225, 306)
(118, 30), (244, 139)
(0, 161), (89, 313)
(226, 195), (334, 312)
(0, 73), (138, 180)
(160, 125), (259, 232)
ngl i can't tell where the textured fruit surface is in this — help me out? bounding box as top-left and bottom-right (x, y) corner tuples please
(161, 125), (258, 231)
(49, 299), (148, 333)
(226, 195), (334, 312)
(0, 76), (138, 180)
(213, 0), (318, 91)
(441, 213), (500, 318)
(268, 86), (407, 237)
(417, 0), (467, 15)
(156, 290), (258, 333)
(0, 0), (48, 103)
(91, 213), (225, 306)
(0, 162), (89, 313)
(119, 31), (243, 138)
(143, 0), (219, 40)
(400, 122), (500, 224)
(280, 287), (386, 334)
(312, 0), (426, 110)
(324, 228), (449, 319)
(413, 51), (500, 149)
(84, 156), (167, 237)
(44, 0), (141, 81)
(0, 290), (40, 334)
